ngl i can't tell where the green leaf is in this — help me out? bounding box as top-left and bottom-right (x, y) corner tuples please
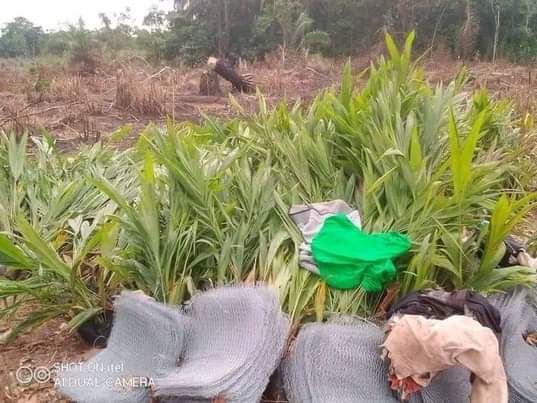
(384, 32), (401, 66)
(16, 216), (71, 280)
(340, 60), (354, 109)
(7, 132), (27, 182)
(67, 307), (102, 330)
(0, 234), (34, 268)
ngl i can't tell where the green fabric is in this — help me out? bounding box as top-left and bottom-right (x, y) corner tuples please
(311, 214), (411, 292)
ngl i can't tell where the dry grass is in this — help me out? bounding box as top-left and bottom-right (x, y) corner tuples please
(0, 96), (39, 135)
(0, 60), (30, 93)
(0, 115), (39, 136)
(115, 69), (166, 116)
(1, 52), (536, 148)
(49, 75), (86, 102)
(83, 100), (104, 116)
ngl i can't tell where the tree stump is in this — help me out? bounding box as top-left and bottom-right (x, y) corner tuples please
(199, 70), (222, 96)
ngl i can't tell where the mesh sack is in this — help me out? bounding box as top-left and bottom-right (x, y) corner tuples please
(282, 319), (398, 403)
(489, 288), (537, 403)
(57, 292), (189, 403)
(409, 367), (472, 403)
(154, 286), (289, 402)
(284, 318), (474, 403)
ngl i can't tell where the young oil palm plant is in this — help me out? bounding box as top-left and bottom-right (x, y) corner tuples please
(0, 134), (137, 341)
(313, 32), (537, 296)
(2, 32), (537, 343)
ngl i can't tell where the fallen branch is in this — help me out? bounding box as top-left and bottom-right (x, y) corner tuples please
(175, 95), (227, 104)
(0, 102), (79, 127)
(144, 66), (173, 82)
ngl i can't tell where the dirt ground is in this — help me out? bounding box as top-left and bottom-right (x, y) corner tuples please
(1, 50), (537, 402)
(0, 306), (95, 402)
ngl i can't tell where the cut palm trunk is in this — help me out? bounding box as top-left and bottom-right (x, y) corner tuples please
(208, 57), (255, 93)
(199, 70), (222, 96)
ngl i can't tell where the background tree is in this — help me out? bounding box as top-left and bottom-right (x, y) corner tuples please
(1, 0), (537, 63)
(0, 17), (45, 58)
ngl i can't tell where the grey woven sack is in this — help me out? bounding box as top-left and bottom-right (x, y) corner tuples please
(489, 288), (537, 403)
(409, 367), (472, 403)
(283, 318), (474, 403)
(282, 319), (398, 403)
(57, 291), (189, 403)
(153, 286), (289, 403)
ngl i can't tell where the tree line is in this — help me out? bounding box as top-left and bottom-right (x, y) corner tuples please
(1, 0), (536, 65)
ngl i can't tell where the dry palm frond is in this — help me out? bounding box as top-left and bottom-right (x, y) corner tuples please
(525, 331), (537, 346)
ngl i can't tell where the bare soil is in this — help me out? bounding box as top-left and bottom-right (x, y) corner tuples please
(0, 304), (96, 402)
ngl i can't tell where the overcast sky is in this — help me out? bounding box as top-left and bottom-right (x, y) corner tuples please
(0, 0), (175, 31)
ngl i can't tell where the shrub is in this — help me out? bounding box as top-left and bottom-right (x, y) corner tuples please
(304, 30), (331, 54)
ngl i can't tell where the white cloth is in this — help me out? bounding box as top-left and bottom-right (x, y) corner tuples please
(517, 251), (537, 270)
(289, 200), (361, 274)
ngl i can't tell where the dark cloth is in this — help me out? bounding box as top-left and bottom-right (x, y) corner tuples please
(500, 236), (525, 267)
(386, 290), (502, 333)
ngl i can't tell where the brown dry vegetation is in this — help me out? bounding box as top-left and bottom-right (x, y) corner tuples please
(1, 50), (536, 152)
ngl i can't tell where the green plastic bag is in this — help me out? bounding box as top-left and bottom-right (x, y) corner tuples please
(311, 214), (411, 292)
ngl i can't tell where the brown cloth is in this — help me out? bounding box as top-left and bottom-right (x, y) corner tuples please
(382, 315), (508, 403)
(386, 289), (502, 333)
